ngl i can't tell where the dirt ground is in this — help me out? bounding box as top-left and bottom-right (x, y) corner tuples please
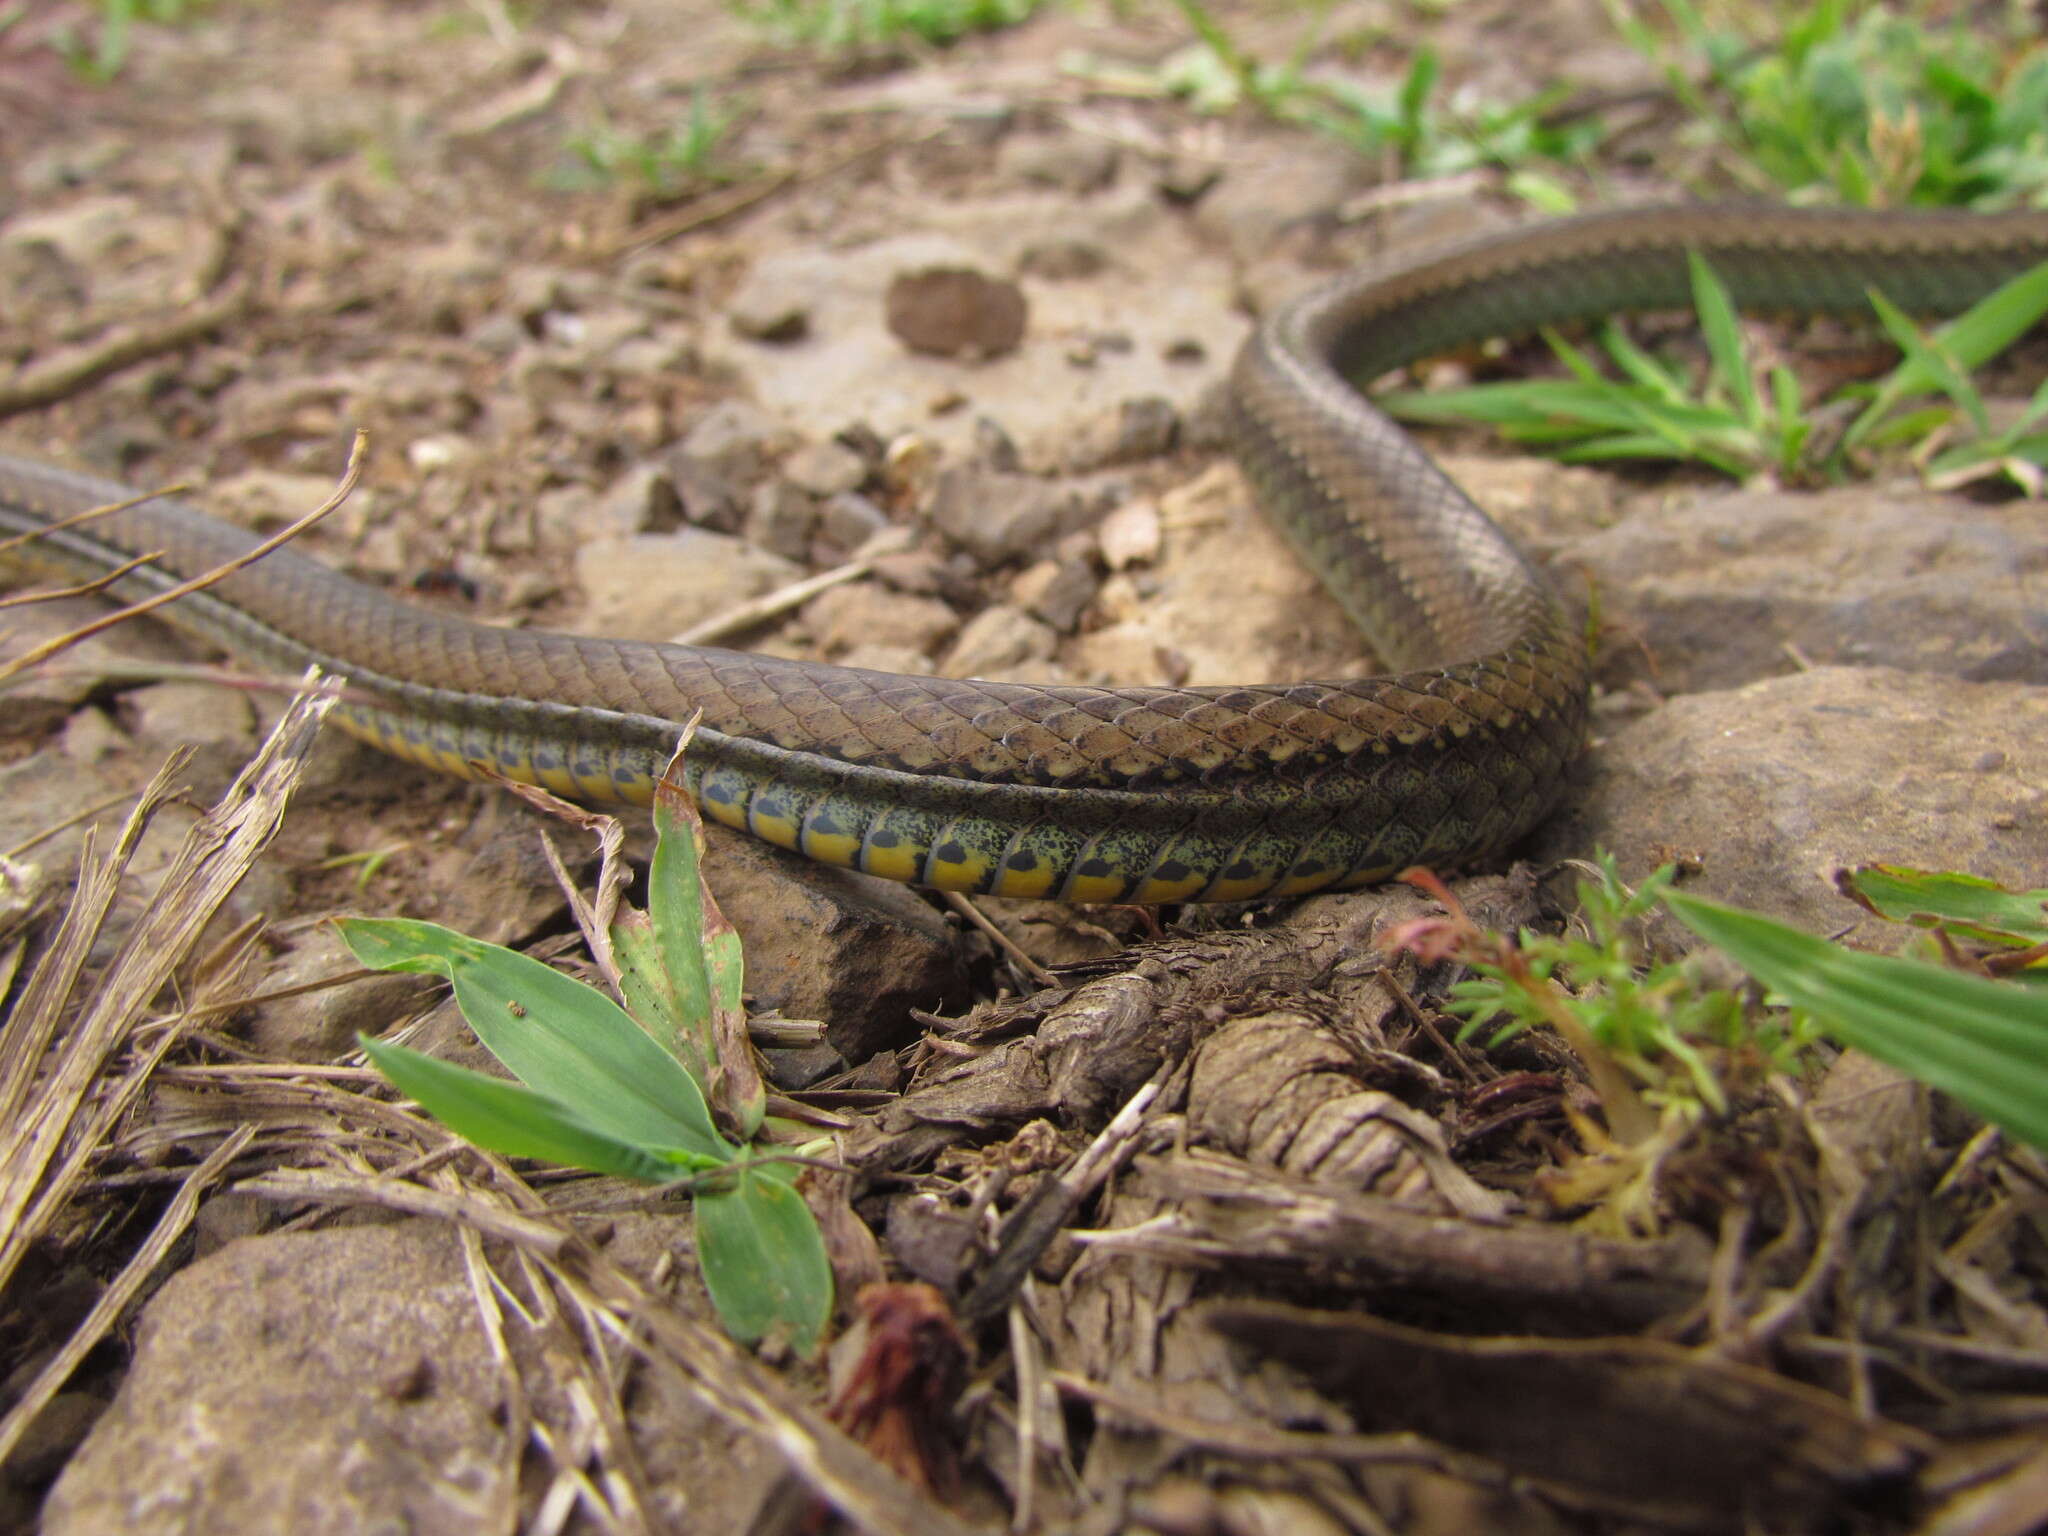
(4, 1), (2048, 1532)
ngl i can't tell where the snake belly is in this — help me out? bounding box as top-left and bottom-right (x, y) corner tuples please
(3, 205), (2045, 902)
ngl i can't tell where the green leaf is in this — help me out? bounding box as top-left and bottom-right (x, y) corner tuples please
(1848, 261), (2048, 448)
(337, 916), (730, 1160)
(1665, 889), (2048, 1151)
(695, 1157), (833, 1355)
(360, 1037), (711, 1182)
(1839, 865), (2048, 948)
(650, 754), (763, 1136)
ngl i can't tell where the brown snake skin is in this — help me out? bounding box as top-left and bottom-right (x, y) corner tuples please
(4, 205), (2046, 901)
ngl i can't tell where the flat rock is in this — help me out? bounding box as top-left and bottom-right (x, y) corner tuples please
(44, 1217), (769, 1534)
(697, 194), (1243, 470)
(44, 1224), (512, 1536)
(1534, 667), (2048, 939)
(1560, 485), (2048, 695)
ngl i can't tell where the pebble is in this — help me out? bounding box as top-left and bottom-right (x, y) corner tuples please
(668, 399), (793, 532)
(1064, 394), (1178, 472)
(995, 130), (1119, 194)
(598, 462), (685, 536)
(925, 465), (1088, 566)
(940, 605), (1058, 678)
(818, 490), (890, 550)
(1097, 498), (1163, 570)
(727, 256), (817, 342)
(884, 266), (1028, 359)
(122, 682), (257, 751)
(1009, 558), (1098, 633)
(780, 439), (867, 498)
(744, 480), (818, 563)
(802, 583), (958, 657)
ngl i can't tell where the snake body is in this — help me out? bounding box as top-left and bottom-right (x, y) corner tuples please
(4, 206), (2046, 901)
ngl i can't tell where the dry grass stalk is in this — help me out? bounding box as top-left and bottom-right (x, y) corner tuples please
(0, 678), (338, 1479)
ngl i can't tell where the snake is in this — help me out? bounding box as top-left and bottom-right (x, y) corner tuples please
(4, 206), (2046, 903)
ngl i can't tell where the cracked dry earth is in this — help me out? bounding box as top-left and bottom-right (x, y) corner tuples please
(3, 0), (2048, 1532)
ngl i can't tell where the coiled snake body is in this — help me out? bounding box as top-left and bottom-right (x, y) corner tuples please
(4, 206), (2046, 901)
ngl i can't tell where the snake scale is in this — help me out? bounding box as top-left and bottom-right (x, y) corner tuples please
(4, 206), (2046, 902)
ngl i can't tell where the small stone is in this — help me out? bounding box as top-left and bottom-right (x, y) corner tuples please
(1156, 154), (1222, 203)
(803, 583), (958, 657)
(209, 470), (359, 533)
(671, 400), (794, 529)
(57, 708), (124, 764)
(1009, 559), (1098, 633)
(744, 480), (818, 564)
(1097, 498), (1163, 570)
(243, 927), (439, 1063)
(781, 440), (867, 498)
(926, 465), (1087, 567)
(996, 130), (1118, 193)
(598, 462), (684, 536)
(575, 532), (800, 641)
(882, 432), (937, 500)
(678, 398), (791, 476)
(941, 605), (1057, 677)
(869, 548), (951, 598)
(700, 827), (971, 1060)
(0, 236), (88, 309)
(819, 491), (890, 550)
(1065, 395), (1178, 472)
(467, 312), (526, 356)
(122, 682), (256, 751)
(193, 1192), (278, 1258)
(727, 256), (818, 342)
(973, 416), (1022, 472)
(500, 571), (561, 609)
(885, 266), (1028, 360)
(1018, 239), (1108, 281)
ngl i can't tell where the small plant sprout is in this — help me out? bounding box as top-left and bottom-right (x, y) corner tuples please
(345, 733), (833, 1354)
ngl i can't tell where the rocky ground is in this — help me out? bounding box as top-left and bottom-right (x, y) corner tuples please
(2, 1), (2046, 1532)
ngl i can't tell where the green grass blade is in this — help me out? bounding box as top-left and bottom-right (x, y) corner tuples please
(1597, 324), (1689, 404)
(695, 1159), (833, 1355)
(360, 1037), (703, 1182)
(1665, 890), (2048, 1151)
(1866, 287), (1989, 435)
(1847, 262), (2048, 449)
(1768, 365), (1809, 475)
(1689, 252), (1763, 431)
(338, 916), (730, 1160)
